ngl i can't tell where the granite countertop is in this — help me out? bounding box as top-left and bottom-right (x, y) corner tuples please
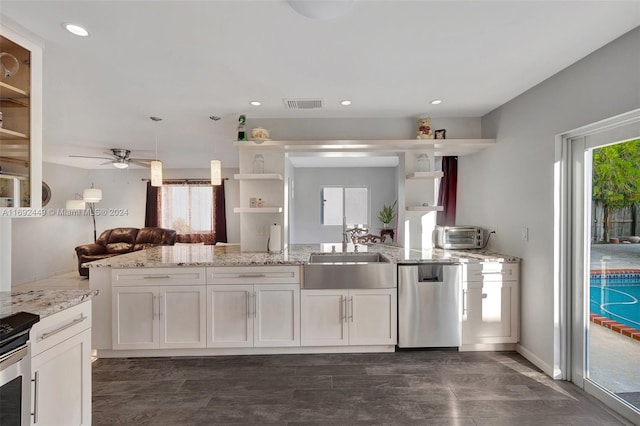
(0, 289), (99, 319)
(84, 243), (520, 269)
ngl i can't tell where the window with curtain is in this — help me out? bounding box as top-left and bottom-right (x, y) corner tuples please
(145, 180), (227, 244)
(160, 184), (213, 233)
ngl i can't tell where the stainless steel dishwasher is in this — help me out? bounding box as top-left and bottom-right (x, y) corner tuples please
(397, 263), (462, 348)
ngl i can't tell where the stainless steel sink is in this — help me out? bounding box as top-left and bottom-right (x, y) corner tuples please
(304, 252), (396, 289)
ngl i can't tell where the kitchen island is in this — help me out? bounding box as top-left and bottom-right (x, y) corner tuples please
(86, 244), (520, 358)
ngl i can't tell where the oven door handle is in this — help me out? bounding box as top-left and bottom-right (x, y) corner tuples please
(39, 315), (87, 341)
(0, 345), (28, 371)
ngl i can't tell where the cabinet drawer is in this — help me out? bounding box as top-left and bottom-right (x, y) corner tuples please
(30, 301), (92, 357)
(465, 262), (519, 282)
(113, 267), (206, 286)
(207, 266), (300, 284)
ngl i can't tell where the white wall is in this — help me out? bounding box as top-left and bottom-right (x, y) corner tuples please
(457, 27), (640, 374)
(291, 167), (397, 243)
(10, 163), (240, 285)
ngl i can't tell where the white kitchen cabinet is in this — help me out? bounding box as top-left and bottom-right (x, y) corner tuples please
(301, 288), (397, 346)
(207, 266), (301, 348)
(30, 302), (92, 426)
(461, 262), (520, 347)
(111, 285), (207, 350)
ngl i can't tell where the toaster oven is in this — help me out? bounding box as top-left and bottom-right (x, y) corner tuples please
(434, 226), (484, 249)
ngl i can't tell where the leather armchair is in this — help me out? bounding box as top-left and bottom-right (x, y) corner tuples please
(75, 227), (176, 277)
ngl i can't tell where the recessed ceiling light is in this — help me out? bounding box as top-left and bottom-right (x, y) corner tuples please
(63, 23), (89, 37)
(250, 101), (261, 106)
(340, 100), (352, 106)
(430, 99), (443, 105)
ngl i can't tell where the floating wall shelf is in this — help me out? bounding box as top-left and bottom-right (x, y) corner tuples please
(406, 171), (444, 180)
(234, 173), (283, 181)
(406, 206), (444, 212)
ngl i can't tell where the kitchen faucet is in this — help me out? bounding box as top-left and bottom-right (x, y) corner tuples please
(342, 221), (368, 252)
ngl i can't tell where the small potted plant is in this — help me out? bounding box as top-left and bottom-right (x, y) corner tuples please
(377, 200), (397, 229)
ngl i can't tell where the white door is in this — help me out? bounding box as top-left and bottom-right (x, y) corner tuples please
(301, 289), (349, 346)
(348, 289), (397, 345)
(112, 286), (158, 349)
(31, 328), (92, 426)
(159, 285), (206, 348)
(207, 285), (253, 347)
(254, 284), (300, 347)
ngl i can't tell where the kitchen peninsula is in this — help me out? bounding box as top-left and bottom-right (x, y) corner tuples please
(87, 244), (520, 358)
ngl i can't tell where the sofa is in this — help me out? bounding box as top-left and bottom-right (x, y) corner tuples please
(75, 227), (177, 277)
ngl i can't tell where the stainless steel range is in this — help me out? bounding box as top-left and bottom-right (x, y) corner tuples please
(0, 312), (40, 426)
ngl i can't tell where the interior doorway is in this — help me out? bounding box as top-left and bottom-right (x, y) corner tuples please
(557, 109), (640, 423)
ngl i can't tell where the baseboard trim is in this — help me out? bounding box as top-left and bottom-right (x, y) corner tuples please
(516, 343), (554, 377)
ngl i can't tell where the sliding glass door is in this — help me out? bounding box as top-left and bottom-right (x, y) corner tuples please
(566, 114), (640, 423)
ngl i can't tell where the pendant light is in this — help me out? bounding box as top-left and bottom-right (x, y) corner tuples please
(150, 116), (163, 187)
(210, 160), (221, 186)
(209, 115), (221, 186)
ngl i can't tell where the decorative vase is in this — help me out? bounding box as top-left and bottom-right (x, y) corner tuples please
(383, 223), (390, 229)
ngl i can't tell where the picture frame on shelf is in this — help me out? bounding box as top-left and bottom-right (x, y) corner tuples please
(434, 129), (446, 139)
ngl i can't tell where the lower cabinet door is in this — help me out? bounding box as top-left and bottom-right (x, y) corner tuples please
(207, 285), (253, 347)
(348, 289), (397, 345)
(31, 328), (92, 426)
(301, 290), (349, 346)
(462, 282), (516, 344)
(254, 284), (300, 347)
(112, 286), (159, 350)
(160, 285), (207, 348)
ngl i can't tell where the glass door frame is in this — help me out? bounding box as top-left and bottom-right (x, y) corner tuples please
(555, 108), (640, 423)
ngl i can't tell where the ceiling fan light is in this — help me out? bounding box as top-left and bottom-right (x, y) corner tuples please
(210, 160), (221, 186)
(83, 188), (102, 203)
(150, 160), (163, 187)
(113, 160), (129, 169)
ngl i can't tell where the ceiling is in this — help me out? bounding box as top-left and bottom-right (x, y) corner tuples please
(2, 1), (639, 170)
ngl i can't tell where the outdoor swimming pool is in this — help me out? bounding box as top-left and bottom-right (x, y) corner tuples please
(590, 281), (640, 330)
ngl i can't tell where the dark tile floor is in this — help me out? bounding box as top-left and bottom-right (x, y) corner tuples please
(92, 351), (629, 425)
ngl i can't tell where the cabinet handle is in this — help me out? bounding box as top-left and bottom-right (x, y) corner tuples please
(31, 370), (39, 423)
(349, 296), (354, 322)
(253, 291), (257, 318)
(39, 315), (87, 341)
(462, 290), (467, 315)
(343, 296), (348, 323)
(239, 273), (266, 278)
(144, 275), (171, 279)
(247, 291), (251, 318)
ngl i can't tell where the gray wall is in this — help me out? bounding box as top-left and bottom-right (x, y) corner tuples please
(291, 167), (397, 243)
(457, 27), (640, 374)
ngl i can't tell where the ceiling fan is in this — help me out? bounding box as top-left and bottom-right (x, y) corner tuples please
(69, 148), (154, 169)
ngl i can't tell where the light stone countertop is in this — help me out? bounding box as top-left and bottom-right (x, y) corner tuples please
(84, 243), (520, 269)
(0, 288), (98, 319)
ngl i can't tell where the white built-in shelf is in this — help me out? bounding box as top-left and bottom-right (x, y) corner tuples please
(234, 207), (283, 214)
(406, 206), (444, 212)
(233, 139), (495, 156)
(406, 171), (444, 180)
(234, 173), (283, 181)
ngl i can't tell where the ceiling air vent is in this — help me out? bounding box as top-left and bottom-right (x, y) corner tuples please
(283, 98), (324, 109)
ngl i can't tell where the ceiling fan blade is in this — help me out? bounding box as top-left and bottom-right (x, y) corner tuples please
(129, 160), (151, 168)
(130, 158), (154, 162)
(69, 155), (114, 160)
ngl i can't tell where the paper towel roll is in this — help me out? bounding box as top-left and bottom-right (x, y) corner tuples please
(268, 224), (282, 253)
